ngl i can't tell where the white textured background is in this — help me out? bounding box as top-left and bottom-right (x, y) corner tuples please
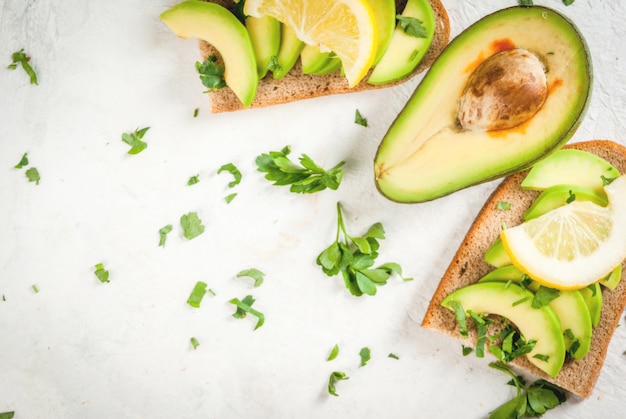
(1, 0), (625, 418)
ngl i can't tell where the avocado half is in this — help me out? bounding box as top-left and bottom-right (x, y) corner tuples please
(374, 6), (592, 203)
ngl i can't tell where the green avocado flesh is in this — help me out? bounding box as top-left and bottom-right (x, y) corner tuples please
(441, 281), (566, 377)
(160, 0), (258, 107)
(374, 6), (592, 203)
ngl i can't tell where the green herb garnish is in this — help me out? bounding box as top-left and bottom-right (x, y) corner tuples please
(8, 48), (38, 84)
(256, 145), (345, 194)
(195, 55), (226, 91)
(180, 211), (205, 240)
(14, 152), (29, 169)
(327, 344), (340, 361)
(388, 353), (399, 360)
(448, 300), (468, 337)
(193, 108), (199, 118)
(158, 224), (173, 247)
(328, 371), (349, 396)
(563, 0), (575, 5)
(462, 345), (473, 356)
(488, 362), (566, 418)
(601, 174), (617, 186)
(359, 347), (371, 366)
(396, 15), (428, 38)
(122, 127), (149, 154)
(186, 281), (208, 308)
(190, 337), (200, 349)
(32, 284), (39, 293)
(236, 268), (265, 287)
(267, 55), (281, 73)
(94, 263), (110, 283)
(497, 201), (511, 211)
(566, 190), (576, 204)
(25, 167), (40, 185)
(224, 192), (237, 204)
(531, 286), (560, 308)
(229, 295), (265, 330)
(354, 109), (368, 127)
(0, 412), (15, 419)
(187, 174), (200, 186)
(218, 163), (242, 188)
(316, 202), (412, 296)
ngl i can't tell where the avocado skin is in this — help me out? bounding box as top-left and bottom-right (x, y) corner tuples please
(374, 5), (592, 203)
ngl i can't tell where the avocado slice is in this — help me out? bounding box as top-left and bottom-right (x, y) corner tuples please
(374, 6), (592, 203)
(160, 0), (258, 107)
(523, 184), (608, 221)
(580, 282), (602, 327)
(601, 265), (622, 290)
(246, 15), (281, 79)
(272, 23), (305, 79)
(441, 281), (566, 377)
(484, 238), (511, 268)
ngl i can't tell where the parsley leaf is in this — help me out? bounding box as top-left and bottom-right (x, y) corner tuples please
(316, 202), (411, 296)
(180, 211), (205, 240)
(328, 371), (349, 396)
(94, 263), (110, 283)
(388, 353), (400, 360)
(497, 201), (511, 211)
(0, 412), (15, 419)
(566, 189), (576, 204)
(121, 127), (149, 154)
(396, 15), (428, 38)
(531, 286), (560, 308)
(354, 109), (368, 127)
(195, 55), (226, 91)
(25, 167), (40, 185)
(224, 192), (237, 204)
(229, 295), (265, 330)
(562, 0), (575, 4)
(158, 224), (173, 247)
(190, 337), (200, 350)
(236, 268), (265, 287)
(187, 174), (200, 186)
(256, 145), (345, 194)
(14, 152), (29, 168)
(359, 347), (371, 366)
(327, 344), (340, 361)
(267, 55), (281, 73)
(187, 281), (208, 308)
(8, 48), (38, 84)
(488, 362), (566, 418)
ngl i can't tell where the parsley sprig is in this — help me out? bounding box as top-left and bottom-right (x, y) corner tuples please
(488, 362), (566, 418)
(122, 127), (149, 154)
(8, 49), (38, 84)
(316, 203), (412, 296)
(196, 55), (226, 91)
(256, 145), (345, 194)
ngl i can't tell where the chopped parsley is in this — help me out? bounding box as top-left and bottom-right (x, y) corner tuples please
(496, 201), (511, 211)
(196, 55), (226, 91)
(224, 192), (237, 204)
(180, 212), (205, 240)
(267, 55), (281, 73)
(187, 174), (200, 186)
(158, 224), (173, 247)
(236, 268), (265, 287)
(94, 263), (110, 283)
(328, 371), (349, 396)
(121, 127), (149, 154)
(218, 163), (242, 188)
(193, 108), (199, 118)
(327, 344), (340, 361)
(316, 202), (412, 296)
(190, 337), (200, 350)
(531, 286), (560, 308)
(354, 109), (368, 127)
(8, 48), (38, 84)
(14, 152), (29, 168)
(256, 145), (345, 194)
(396, 15), (428, 38)
(186, 281), (208, 308)
(25, 167), (40, 185)
(31, 284), (39, 293)
(0, 412), (15, 419)
(229, 295), (265, 330)
(388, 353), (400, 360)
(565, 190), (576, 204)
(359, 347), (371, 366)
(488, 362), (566, 418)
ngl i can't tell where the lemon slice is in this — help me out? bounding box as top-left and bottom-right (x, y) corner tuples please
(501, 175), (626, 290)
(244, 0), (377, 87)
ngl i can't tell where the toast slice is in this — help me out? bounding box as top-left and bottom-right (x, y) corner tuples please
(197, 0), (451, 113)
(421, 140), (626, 399)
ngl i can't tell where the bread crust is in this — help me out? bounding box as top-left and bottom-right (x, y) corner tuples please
(196, 0), (450, 112)
(421, 140), (626, 399)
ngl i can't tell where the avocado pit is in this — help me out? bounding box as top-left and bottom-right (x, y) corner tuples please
(458, 48), (548, 131)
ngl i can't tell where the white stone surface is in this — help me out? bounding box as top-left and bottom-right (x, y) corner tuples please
(0, 0), (624, 418)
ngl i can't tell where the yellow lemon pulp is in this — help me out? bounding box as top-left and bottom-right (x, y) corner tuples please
(501, 175), (626, 290)
(244, 0), (377, 87)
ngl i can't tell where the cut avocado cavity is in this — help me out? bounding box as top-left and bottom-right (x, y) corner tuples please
(374, 5), (592, 203)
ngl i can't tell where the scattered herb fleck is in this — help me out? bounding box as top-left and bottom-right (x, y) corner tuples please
(94, 263), (110, 283)
(158, 224), (173, 247)
(186, 281), (208, 308)
(224, 192), (237, 204)
(563, 0), (575, 5)
(187, 174), (200, 186)
(601, 174), (617, 186)
(31, 284), (39, 293)
(354, 109), (368, 127)
(496, 201), (511, 211)
(566, 190), (576, 204)
(267, 55), (281, 73)
(121, 127), (149, 154)
(193, 108), (199, 118)
(359, 347), (371, 366)
(190, 337), (200, 350)
(328, 371), (349, 396)
(256, 145), (345, 194)
(396, 15), (428, 38)
(8, 48), (38, 84)
(531, 286), (560, 308)
(0, 412), (15, 419)
(236, 268), (265, 287)
(14, 152), (29, 169)
(462, 345), (473, 356)
(229, 295), (265, 330)
(388, 353), (399, 360)
(218, 163), (242, 188)
(25, 167), (40, 184)
(316, 202), (412, 296)
(327, 344), (340, 361)
(196, 55), (226, 91)
(180, 211), (205, 240)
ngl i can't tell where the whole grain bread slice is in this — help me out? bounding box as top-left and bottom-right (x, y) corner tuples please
(421, 140), (626, 399)
(196, 0), (450, 112)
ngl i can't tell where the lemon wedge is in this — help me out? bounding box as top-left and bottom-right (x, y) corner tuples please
(243, 0), (377, 87)
(501, 175), (626, 290)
